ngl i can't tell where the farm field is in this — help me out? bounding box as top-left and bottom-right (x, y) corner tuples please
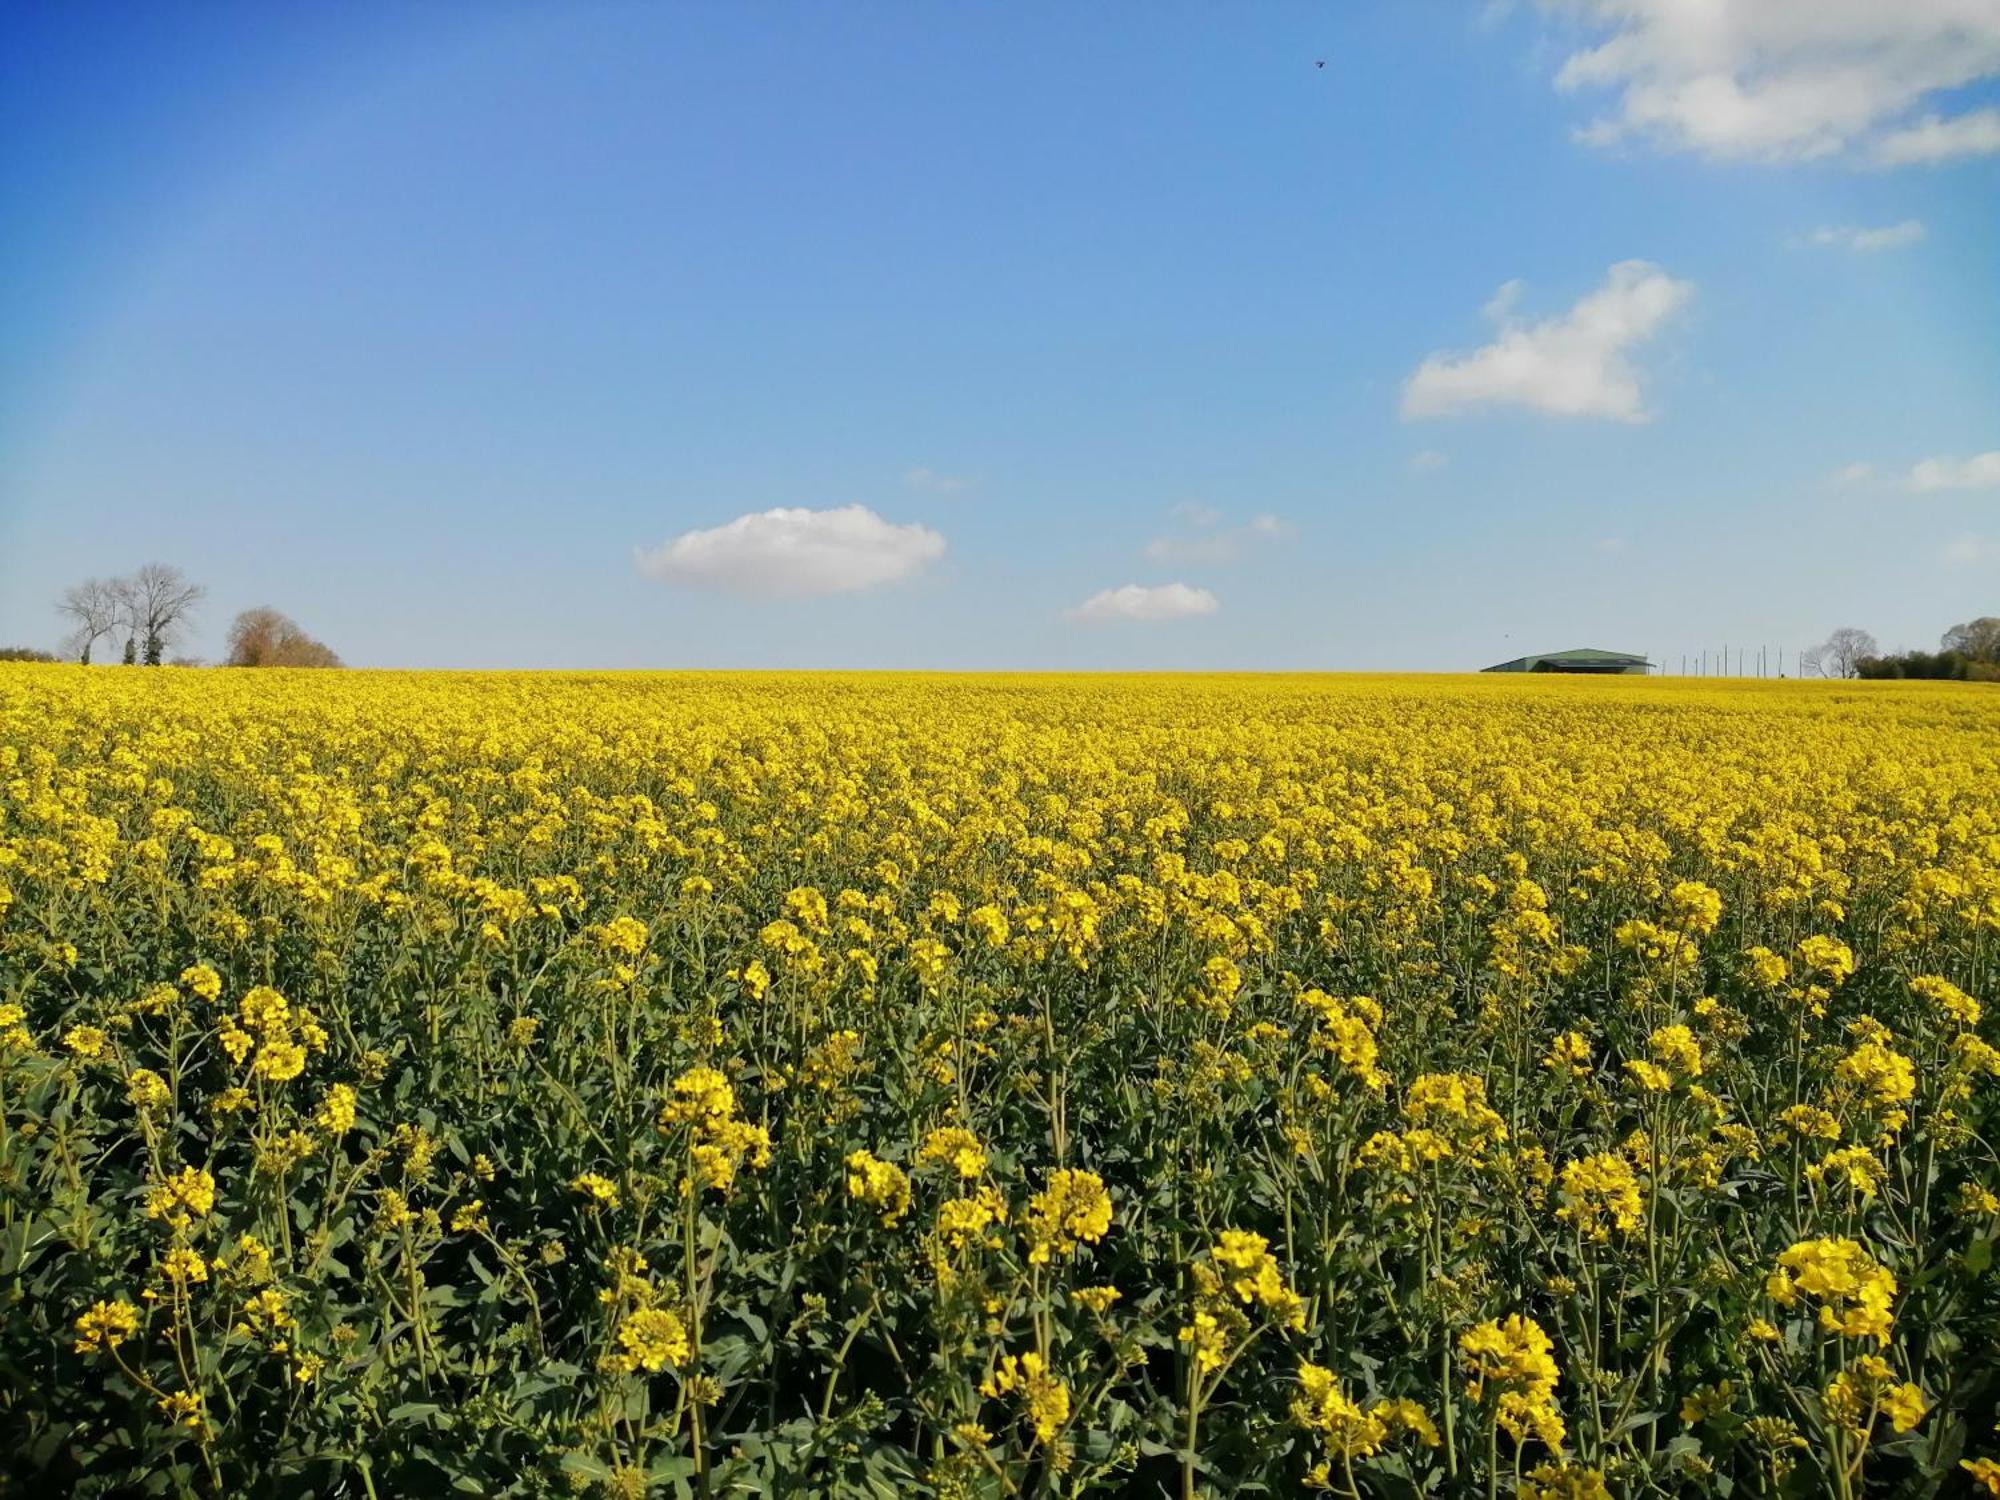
(2, 667), (1998, 1498)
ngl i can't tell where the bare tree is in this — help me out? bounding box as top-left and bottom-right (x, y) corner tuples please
(57, 578), (123, 664)
(114, 564), (205, 667)
(225, 607), (342, 668)
(1942, 616), (2000, 663)
(1814, 627), (1879, 680)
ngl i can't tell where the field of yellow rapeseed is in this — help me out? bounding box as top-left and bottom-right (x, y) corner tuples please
(2, 666), (1998, 1499)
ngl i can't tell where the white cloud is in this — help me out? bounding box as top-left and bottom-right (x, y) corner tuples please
(1142, 510), (1291, 564)
(635, 505), (946, 597)
(1409, 450), (1451, 472)
(1943, 533), (1998, 566)
(1169, 500), (1222, 527)
(1906, 451), (2000, 492)
(1544, 2), (2000, 164)
(1067, 582), (1220, 624)
(1874, 107), (2000, 165)
(903, 466), (972, 495)
(1401, 260), (1693, 422)
(1808, 220), (1926, 252)
(1834, 462), (1876, 484)
(1594, 537), (1627, 553)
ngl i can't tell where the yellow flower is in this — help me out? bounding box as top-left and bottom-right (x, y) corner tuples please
(252, 1036), (306, 1082)
(1835, 1040), (1915, 1110)
(144, 1166), (217, 1224)
(1679, 1381), (1736, 1424)
(1884, 1381), (1928, 1433)
(1797, 934), (1855, 984)
(592, 915), (649, 957)
(1544, 1030), (1592, 1078)
(981, 1351), (1070, 1444)
(179, 963), (223, 1001)
(1766, 1237), (1896, 1342)
(1910, 974), (1980, 1027)
(935, 1188), (1008, 1249)
(160, 1246), (209, 1286)
(918, 1126), (988, 1179)
(608, 1307), (691, 1373)
(1665, 880), (1722, 936)
(1556, 1152), (1644, 1238)
(1023, 1168), (1112, 1262)
(125, 1068), (171, 1111)
(1459, 1315), (1564, 1451)
(64, 1025), (109, 1060)
(1520, 1463), (1612, 1500)
(73, 1299), (140, 1353)
(1648, 1023), (1703, 1080)
(157, 1389), (204, 1429)
(315, 1083), (357, 1135)
(571, 1172), (621, 1209)
(844, 1150), (912, 1226)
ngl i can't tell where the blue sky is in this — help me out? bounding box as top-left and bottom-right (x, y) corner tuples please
(2, 1), (1996, 670)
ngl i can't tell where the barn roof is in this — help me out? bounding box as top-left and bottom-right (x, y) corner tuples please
(1482, 646), (1652, 672)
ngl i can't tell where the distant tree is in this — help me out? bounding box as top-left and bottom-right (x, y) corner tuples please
(0, 646), (58, 662)
(114, 565), (205, 667)
(56, 577), (123, 664)
(224, 607), (343, 668)
(121, 636), (137, 666)
(1857, 649), (1969, 681)
(1942, 616), (2000, 664)
(1814, 627), (1878, 680)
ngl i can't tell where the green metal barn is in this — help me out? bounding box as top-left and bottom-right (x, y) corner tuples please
(1482, 647), (1652, 675)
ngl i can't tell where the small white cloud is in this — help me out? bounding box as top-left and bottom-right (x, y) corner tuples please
(903, 467), (972, 495)
(1142, 510), (1291, 564)
(1906, 452), (2000, 493)
(1834, 462), (1877, 485)
(1169, 500), (1222, 527)
(1401, 260), (1693, 423)
(1409, 450), (1451, 472)
(1545, 3), (2000, 164)
(1808, 220), (1926, 252)
(1067, 582), (1220, 623)
(1143, 534), (1239, 565)
(1593, 537), (1627, 553)
(635, 504), (946, 597)
(1943, 533), (1998, 567)
(1874, 107), (2000, 165)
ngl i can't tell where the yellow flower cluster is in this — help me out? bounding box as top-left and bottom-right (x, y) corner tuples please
(1767, 1237), (1897, 1342)
(1459, 1314), (1565, 1450)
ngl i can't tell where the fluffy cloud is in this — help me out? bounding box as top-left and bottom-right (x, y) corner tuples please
(1808, 220), (1926, 252)
(635, 505), (946, 597)
(1142, 512), (1290, 564)
(1409, 450), (1451, 472)
(1943, 533), (1999, 566)
(1067, 582), (1220, 624)
(1875, 107), (2000, 165)
(1401, 260), (1692, 422)
(903, 467), (972, 495)
(1545, 1), (2000, 163)
(1906, 452), (2000, 492)
(1834, 462), (1876, 484)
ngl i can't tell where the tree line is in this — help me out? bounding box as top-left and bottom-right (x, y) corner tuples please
(1802, 616), (2000, 681)
(47, 565), (342, 668)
